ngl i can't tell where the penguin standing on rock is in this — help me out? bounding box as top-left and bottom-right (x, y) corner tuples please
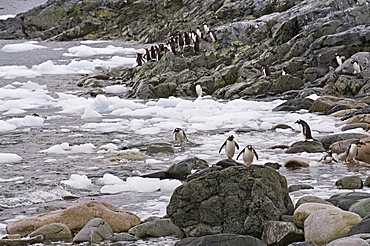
(262, 65), (271, 78)
(237, 145), (259, 165)
(320, 150), (338, 164)
(136, 53), (145, 66)
(295, 119), (315, 141)
(335, 53), (345, 66)
(219, 135), (239, 159)
(351, 60), (362, 74)
(344, 140), (365, 164)
(173, 128), (188, 143)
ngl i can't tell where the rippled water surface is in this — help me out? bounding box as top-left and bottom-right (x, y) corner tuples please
(0, 40), (369, 244)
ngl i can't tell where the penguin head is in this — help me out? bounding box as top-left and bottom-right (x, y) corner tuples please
(227, 135), (234, 141)
(351, 60), (358, 64)
(295, 119), (302, 124)
(354, 140), (365, 146)
(335, 53), (338, 57)
(173, 128), (182, 133)
(247, 145), (253, 150)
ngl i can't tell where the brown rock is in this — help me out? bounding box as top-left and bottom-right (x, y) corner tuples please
(343, 114), (370, 125)
(356, 139), (370, 164)
(309, 96), (367, 114)
(295, 195), (333, 209)
(285, 158), (309, 169)
(329, 139), (359, 154)
(6, 200), (141, 236)
(341, 123), (370, 132)
(330, 109), (357, 118)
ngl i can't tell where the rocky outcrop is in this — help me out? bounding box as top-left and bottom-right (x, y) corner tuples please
(262, 221), (304, 245)
(73, 218), (113, 243)
(6, 200), (140, 236)
(293, 203), (339, 228)
(28, 223), (72, 243)
(335, 176), (363, 189)
(128, 218), (183, 238)
(167, 165), (294, 238)
(175, 233), (267, 246)
(326, 192), (370, 210)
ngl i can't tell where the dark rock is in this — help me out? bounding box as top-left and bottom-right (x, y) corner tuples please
(288, 184), (314, 193)
(271, 124), (294, 130)
(29, 223), (72, 243)
(348, 217), (370, 236)
(318, 133), (369, 150)
(341, 106), (370, 121)
(284, 158), (309, 169)
(262, 221), (304, 246)
(269, 144), (290, 150)
(335, 176), (363, 190)
(309, 96), (367, 114)
(327, 192), (370, 210)
(214, 158), (241, 168)
(295, 196), (333, 209)
(286, 141), (325, 154)
(167, 165), (294, 238)
(147, 142), (174, 154)
(167, 157), (209, 180)
(326, 237), (369, 246)
(364, 176), (370, 187)
(0, 235), (44, 246)
(349, 198), (370, 218)
(110, 232), (137, 242)
(141, 171), (169, 180)
(264, 162), (282, 169)
(341, 123), (370, 132)
(73, 218), (113, 243)
(128, 218), (183, 239)
(327, 104), (352, 115)
(175, 233), (267, 246)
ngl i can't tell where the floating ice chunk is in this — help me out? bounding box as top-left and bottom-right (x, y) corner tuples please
(0, 120), (17, 132)
(104, 85), (127, 94)
(3, 108), (27, 115)
(41, 143), (70, 154)
(98, 173), (125, 185)
(20, 81), (47, 90)
(0, 153), (22, 163)
(306, 94), (319, 100)
(0, 65), (41, 79)
(6, 115), (44, 128)
(61, 174), (92, 190)
(0, 14), (15, 20)
(100, 177), (182, 194)
(81, 106), (102, 119)
(99, 143), (118, 152)
(1, 42), (47, 52)
(64, 45), (138, 57)
(70, 143), (96, 153)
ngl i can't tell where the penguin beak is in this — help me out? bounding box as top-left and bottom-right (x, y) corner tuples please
(294, 120), (299, 124)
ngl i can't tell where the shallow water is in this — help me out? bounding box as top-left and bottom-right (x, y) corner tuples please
(0, 39), (369, 244)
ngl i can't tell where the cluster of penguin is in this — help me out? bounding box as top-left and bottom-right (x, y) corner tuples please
(136, 24), (217, 66)
(334, 53), (367, 75)
(173, 119), (365, 165)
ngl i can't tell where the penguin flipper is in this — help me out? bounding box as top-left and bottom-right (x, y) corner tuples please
(253, 149), (259, 160)
(219, 141), (226, 153)
(236, 148), (245, 160)
(235, 141), (239, 150)
(333, 158), (338, 163)
(184, 131), (188, 141)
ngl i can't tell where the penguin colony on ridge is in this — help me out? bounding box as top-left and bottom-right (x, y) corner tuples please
(136, 24), (217, 66)
(174, 118), (366, 165)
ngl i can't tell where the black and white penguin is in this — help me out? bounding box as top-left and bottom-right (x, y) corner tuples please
(150, 46), (156, 61)
(177, 31), (184, 49)
(281, 67), (288, 76)
(351, 60), (362, 74)
(184, 31), (191, 46)
(355, 0), (368, 6)
(173, 128), (188, 143)
(219, 135), (239, 159)
(295, 119), (315, 141)
(193, 35), (200, 53)
(237, 145), (259, 165)
(195, 84), (203, 98)
(196, 27), (203, 39)
(203, 23), (210, 35)
(335, 53), (345, 66)
(136, 53), (145, 66)
(344, 140), (365, 164)
(262, 65), (271, 78)
(209, 30), (217, 43)
(144, 48), (151, 62)
(320, 150), (338, 164)
(169, 37), (177, 54)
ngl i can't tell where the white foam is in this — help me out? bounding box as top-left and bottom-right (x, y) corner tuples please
(6, 115), (44, 128)
(63, 45), (138, 57)
(0, 14), (16, 20)
(1, 42), (47, 52)
(0, 176), (24, 182)
(0, 153), (22, 163)
(104, 85), (127, 94)
(70, 143), (96, 153)
(61, 174), (92, 190)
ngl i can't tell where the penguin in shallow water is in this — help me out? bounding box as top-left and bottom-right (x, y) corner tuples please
(320, 150), (338, 164)
(344, 140), (365, 164)
(173, 128), (188, 143)
(295, 119), (315, 141)
(219, 135), (239, 159)
(335, 53), (345, 66)
(351, 60), (362, 74)
(237, 145), (259, 165)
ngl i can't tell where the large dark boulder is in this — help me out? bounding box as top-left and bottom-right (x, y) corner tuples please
(175, 233), (267, 246)
(167, 165), (294, 238)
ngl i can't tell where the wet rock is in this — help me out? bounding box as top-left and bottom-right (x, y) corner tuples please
(341, 123), (370, 132)
(326, 237), (369, 246)
(114, 150), (147, 161)
(0, 235), (44, 246)
(284, 158), (309, 169)
(304, 209), (362, 245)
(262, 221), (304, 246)
(335, 176), (363, 190)
(28, 223), (72, 243)
(330, 109), (358, 118)
(174, 233), (267, 246)
(147, 142), (174, 154)
(288, 184), (314, 193)
(356, 140), (370, 164)
(214, 158), (241, 168)
(327, 104), (352, 115)
(110, 232), (137, 242)
(128, 218), (183, 238)
(295, 196), (333, 209)
(342, 114), (370, 124)
(166, 157), (209, 180)
(329, 138), (363, 154)
(364, 176), (370, 187)
(6, 200), (140, 236)
(269, 144), (290, 150)
(349, 198), (370, 218)
(293, 203), (339, 228)
(73, 218), (113, 243)
(327, 192), (370, 211)
(286, 141), (325, 154)
(348, 217), (370, 236)
(341, 106), (370, 121)
(271, 124), (294, 130)
(167, 165), (294, 238)
(264, 162), (282, 169)
(309, 96), (367, 115)
(318, 133), (369, 150)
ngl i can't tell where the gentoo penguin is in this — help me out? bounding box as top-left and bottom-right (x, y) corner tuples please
(177, 31), (184, 49)
(320, 150), (338, 164)
(281, 67), (288, 75)
(203, 23), (210, 35)
(335, 53), (345, 66)
(355, 0), (368, 6)
(173, 128), (188, 143)
(295, 119), (315, 141)
(184, 31), (191, 46)
(169, 37), (177, 54)
(144, 48), (151, 62)
(193, 35), (200, 53)
(195, 84), (203, 98)
(209, 30), (217, 42)
(351, 60), (362, 74)
(262, 65), (271, 78)
(196, 27), (203, 39)
(136, 53), (145, 66)
(344, 140), (365, 164)
(219, 135), (239, 159)
(150, 46), (156, 61)
(237, 145), (259, 165)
